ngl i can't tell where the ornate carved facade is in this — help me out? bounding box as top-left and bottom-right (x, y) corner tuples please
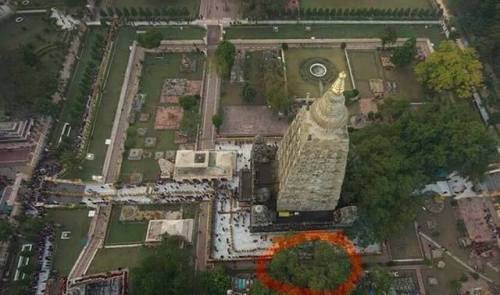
(277, 72), (349, 212)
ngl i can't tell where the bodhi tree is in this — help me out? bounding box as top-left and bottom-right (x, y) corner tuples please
(214, 41), (236, 78)
(250, 241), (353, 294)
(414, 41), (484, 99)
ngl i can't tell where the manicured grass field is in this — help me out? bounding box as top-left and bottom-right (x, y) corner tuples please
(113, 0), (200, 16)
(225, 24), (445, 44)
(136, 26), (206, 39)
(348, 50), (424, 101)
(78, 28), (137, 181)
(285, 48), (351, 98)
(105, 206), (148, 244)
(87, 246), (155, 274)
(301, 0), (433, 9)
(119, 53), (204, 182)
(50, 28), (104, 147)
(47, 208), (92, 275)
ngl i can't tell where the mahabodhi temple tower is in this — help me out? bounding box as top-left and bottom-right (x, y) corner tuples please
(277, 72), (349, 213)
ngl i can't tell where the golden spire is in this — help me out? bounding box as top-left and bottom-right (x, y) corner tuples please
(330, 71), (347, 96)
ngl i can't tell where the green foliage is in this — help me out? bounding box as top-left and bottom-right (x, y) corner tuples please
(212, 114), (223, 131)
(132, 237), (196, 295)
(250, 281), (278, 295)
(391, 37), (417, 67)
(261, 55), (289, 113)
(380, 27), (397, 49)
(132, 237), (229, 295)
(0, 219), (12, 241)
(64, 0), (86, 7)
(215, 41), (236, 78)
(179, 95), (200, 111)
(138, 29), (163, 49)
(242, 82), (257, 102)
(197, 267), (231, 295)
(343, 89), (360, 99)
(343, 101), (497, 243)
(263, 241), (352, 292)
(242, 0), (288, 19)
(0, 50), (57, 117)
(180, 111), (200, 141)
(415, 41), (483, 99)
(449, 0), (500, 75)
(368, 266), (393, 293)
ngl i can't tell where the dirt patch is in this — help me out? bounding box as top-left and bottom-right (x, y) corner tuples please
(154, 106), (184, 130)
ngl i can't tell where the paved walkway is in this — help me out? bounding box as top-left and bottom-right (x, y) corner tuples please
(69, 205), (111, 279)
(102, 42), (144, 183)
(195, 201), (211, 270)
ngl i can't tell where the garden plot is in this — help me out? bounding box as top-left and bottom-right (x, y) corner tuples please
(285, 48), (351, 98)
(120, 53), (204, 183)
(348, 49), (425, 102)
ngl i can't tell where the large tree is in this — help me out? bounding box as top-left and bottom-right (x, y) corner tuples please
(343, 100), (497, 243)
(214, 41), (236, 78)
(251, 241), (352, 293)
(132, 236), (230, 295)
(0, 219), (12, 241)
(414, 41), (484, 99)
(391, 37), (417, 67)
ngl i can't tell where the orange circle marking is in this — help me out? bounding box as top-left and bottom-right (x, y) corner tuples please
(256, 231), (363, 295)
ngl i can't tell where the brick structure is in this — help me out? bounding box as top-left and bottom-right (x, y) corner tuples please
(277, 72), (349, 212)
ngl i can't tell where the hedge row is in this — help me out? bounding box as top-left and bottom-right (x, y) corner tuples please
(100, 6), (193, 20)
(246, 7), (443, 20)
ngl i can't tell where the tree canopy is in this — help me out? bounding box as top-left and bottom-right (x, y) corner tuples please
(138, 29), (163, 49)
(414, 41), (484, 99)
(343, 100), (497, 243)
(0, 219), (12, 241)
(242, 0), (288, 19)
(449, 0), (500, 76)
(250, 241), (352, 294)
(0, 49), (57, 118)
(391, 37), (417, 67)
(380, 27), (397, 49)
(132, 237), (230, 295)
(214, 41), (236, 78)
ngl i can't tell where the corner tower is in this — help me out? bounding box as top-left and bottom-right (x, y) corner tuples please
(277, 72), (349, 212)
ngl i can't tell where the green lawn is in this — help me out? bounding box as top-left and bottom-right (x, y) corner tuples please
(113, 0), (200, 16)
(348, 50), (424, 101)
(225, 24), (445, 44)
(301, 0), (433, 9)
(78, 28), (138, 181)
(47, 208), (92, 276)
(50, 28), (104, 147)
(137, 26), (206, 39)
(285, 48), (351, 98)
(87, 246), (155, 274)
(119, 53), (204, 183)
(105, 206), (148, 244)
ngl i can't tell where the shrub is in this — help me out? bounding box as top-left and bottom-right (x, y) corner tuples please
(343, 89), (359, 99)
